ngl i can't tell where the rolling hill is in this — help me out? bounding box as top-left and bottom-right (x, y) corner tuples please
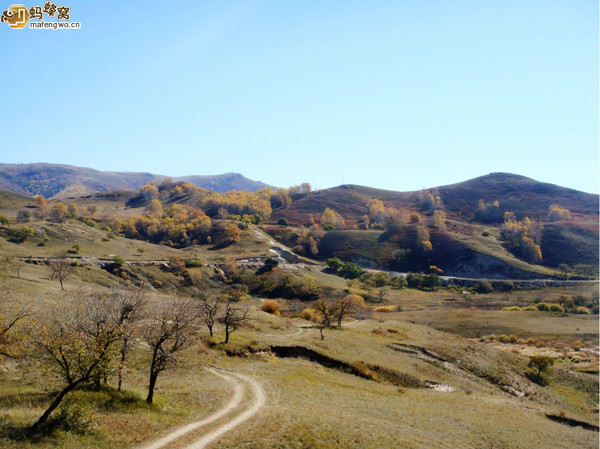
(268, 173), (599, 278)
(0, 163), (272, 198)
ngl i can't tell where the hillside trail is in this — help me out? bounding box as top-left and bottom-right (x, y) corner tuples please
(138, 366), (265, 449)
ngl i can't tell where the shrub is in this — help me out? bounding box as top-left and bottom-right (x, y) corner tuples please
(300, 308), (319, 322)
(473, 280), (493, 294)
(341, 263), (364, 279)
(549, 303), (564, 313)
(536, 302), (550, 311)
(501, 306), (522, 311)
(326, 257), (344, 272)
(55, 398), (97, 434)
(522, 306), (538, 311)
(374, 305), (397, 312)
(574, 306), (591, 315)
(113, 256), (125, 267)
(260, 300), (281, 315)
(499, 334), (518, 344)
(371, 328), (386, 336)
(278, 218), (289, 227)
(184, 258), (203, 268)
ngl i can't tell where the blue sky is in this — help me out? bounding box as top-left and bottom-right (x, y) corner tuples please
(0, 1), (598, 193)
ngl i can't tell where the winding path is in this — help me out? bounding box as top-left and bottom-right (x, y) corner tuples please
(138, 367), (265, 449)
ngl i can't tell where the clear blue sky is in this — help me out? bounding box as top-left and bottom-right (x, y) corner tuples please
(1, 1), (598, 193)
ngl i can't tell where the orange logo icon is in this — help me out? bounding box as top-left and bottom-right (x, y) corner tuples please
(1, 4), (29, 29)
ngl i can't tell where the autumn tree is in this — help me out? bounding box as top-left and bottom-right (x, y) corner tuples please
(67, 203), (79, 216)
(333, 294), (366, 327)
(312, 298), (337, 328)
(34, 195), (47, 218)
(34, 195), (46, 208)
(409, 212), (420, 224)
(367, 199), (385, 225)
(49, 202), (67, 222)
(432, 210), (447, 230)
(501, 216), (543, 263)
(141, 184), (159, 201)
(420, 189), (444, 211)
(141, 297), (197, 405)
(29, 291), (123, 430)
(416, 226), (432, 252)
(148, 199), (163, 216)
(322, 208), (345, 230)
(221, 299), (250, 344)
(87, 205), (97, 216)
(225, 224), (241, 243)
(270, 188), (292, 208)
(548, 204), (571, 222)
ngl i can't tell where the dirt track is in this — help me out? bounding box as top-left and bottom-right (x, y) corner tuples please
(138, 367), (265, 449)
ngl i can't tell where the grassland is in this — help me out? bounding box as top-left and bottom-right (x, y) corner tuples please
(0, 188), (597, 449)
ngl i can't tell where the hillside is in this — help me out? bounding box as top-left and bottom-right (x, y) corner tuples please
(0, 163), (272, 198)
(269, 173), (599, 278)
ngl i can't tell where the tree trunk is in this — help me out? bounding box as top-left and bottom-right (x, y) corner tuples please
(319, 327), (324, 340)
(118, 341), (128, 392)
(208, 324), (213, 337)
(337, 314), (343, 327)
(31, 380), (80, 431)
(224, 323), (230, 343)
(59, 278), (64, 290)
(146, 369), (159, 405)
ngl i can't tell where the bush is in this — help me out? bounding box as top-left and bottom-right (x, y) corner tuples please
(549, 303), (564, 313)
(406, 273), (424, 289)
(260, 299), (281, 315)
(536, 302), (550, 311)
(574, 306), (591, 315)
(326, 257), (344, 272)
(277, 218), (289, 227)
(501, 306), (522, 311)
(112, 256), (125, 267)
(522, 306), (538, 311)
(301, 308), (319, 322)
(499, 334), (518, 343)
(374, 305), (397, 312)
(473, 280), (493, 294)
(55, 398), (97, 434)
(341, 263), (364, 279)
(184, 258), (203, 268)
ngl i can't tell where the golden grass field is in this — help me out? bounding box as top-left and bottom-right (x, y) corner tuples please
(0, 212), (597, 449)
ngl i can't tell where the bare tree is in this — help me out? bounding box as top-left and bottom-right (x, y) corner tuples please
(109, 286), (148, 391)
(141, 297), (197, 405)
(196, 294), (223, 337)
(0, 280), (32, 359)
(29, 291), (122, 431)
(48, 256), (75, 290)
(221, 300), (250, 344)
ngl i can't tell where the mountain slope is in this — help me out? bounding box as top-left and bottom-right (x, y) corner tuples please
(0, 163), (272, 198)
(269, 173), (598, 277)
(173, 173), (271, 193)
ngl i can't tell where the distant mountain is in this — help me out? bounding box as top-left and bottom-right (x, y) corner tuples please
(173, 173), (271, 193)
(0, 163), (271, 198)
